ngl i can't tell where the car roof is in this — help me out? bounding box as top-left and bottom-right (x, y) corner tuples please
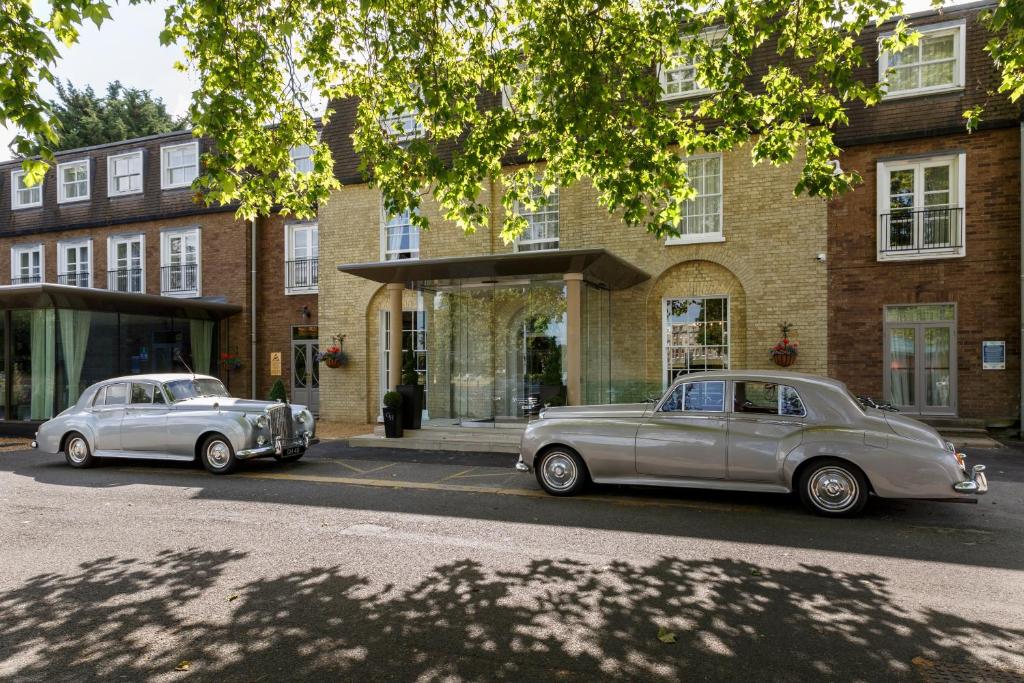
(671, 370), (849, 392)
(98, 373), (219, 385)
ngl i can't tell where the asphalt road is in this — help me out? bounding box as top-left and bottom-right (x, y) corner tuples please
(1, 442), (1023, 682)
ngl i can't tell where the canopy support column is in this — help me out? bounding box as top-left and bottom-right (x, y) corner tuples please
(564, 272), (583, 406)
(387, 283), (404, 393)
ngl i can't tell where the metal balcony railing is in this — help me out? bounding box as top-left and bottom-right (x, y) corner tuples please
(107, 268), (144, 293)
(57, 272), (90, 287)
(10, 275), (41, 285)
(160, 263), (199, 294)
(285, 258), (319, 290)
(879, 207), (964, 256)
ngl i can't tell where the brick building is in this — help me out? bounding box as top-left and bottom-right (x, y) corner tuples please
(0, 130), (320, 434)
(828, 2), (1022, 424)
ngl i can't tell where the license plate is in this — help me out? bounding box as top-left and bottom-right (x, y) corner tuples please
(284, 446), (303, 457)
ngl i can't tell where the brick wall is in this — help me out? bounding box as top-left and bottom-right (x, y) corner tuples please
(828, 125), (1021, 420)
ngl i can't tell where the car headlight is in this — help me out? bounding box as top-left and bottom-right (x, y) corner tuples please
(297, 412), (307, 424)
(254, 415), (269, 430)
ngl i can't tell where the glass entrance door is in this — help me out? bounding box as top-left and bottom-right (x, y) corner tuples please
(884, 305), (956, 415)
(291, 325), (319, 415)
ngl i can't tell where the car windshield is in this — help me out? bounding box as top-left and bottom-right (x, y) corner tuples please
(163, 378), (232, 402)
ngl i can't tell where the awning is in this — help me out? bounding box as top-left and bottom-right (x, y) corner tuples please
(338, 248), (649, 290)
(0, 284), (242, 321)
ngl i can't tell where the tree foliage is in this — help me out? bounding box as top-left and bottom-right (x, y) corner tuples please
(48, 80), (186, 151)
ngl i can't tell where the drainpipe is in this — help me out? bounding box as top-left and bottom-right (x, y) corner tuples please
(250, 217), (258, 400)
(1019, 123), (1023, 434)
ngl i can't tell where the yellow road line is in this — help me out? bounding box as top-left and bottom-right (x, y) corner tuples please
(326, 460), (397, 475)
(440, 467), (477, 481)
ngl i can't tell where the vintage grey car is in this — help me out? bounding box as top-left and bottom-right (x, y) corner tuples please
(516, 370), (988, 516)
(32, 373), (317, 474)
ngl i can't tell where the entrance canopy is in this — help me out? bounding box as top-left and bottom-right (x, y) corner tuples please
(338, 248), (649, 290)
(0, 283), (241, 320)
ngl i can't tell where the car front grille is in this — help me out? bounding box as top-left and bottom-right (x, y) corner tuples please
(268, 404), (294, 441)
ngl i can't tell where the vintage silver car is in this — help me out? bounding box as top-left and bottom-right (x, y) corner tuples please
(32, 373), (317, 474)
(516, 370), (988, 516)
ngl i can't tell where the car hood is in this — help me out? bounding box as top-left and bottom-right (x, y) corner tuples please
(883, 411), (945, 447)
(539, 403), (652, 419)
(174, 397), (307, 412)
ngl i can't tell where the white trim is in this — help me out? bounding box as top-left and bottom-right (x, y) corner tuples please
(879, 20), (966, 100)
(56, 159), (90, 204)
(10, 243), (44, 284)
(160, 140), (200, 190)
(876, 151), (966, 261)
(380, 108), (425, 142)
(661, 295), (731, 389)
(107, 150), (144, 197)
(664, 153), (724, 245)
(57, 238), (93, 288)
(107, 233), (146, 293)
(160, 226), (202, 297)
(290, 145), (314, 174)
(10, 170), (43, 209)
(658, 28), (728, 102)
(512, 185), (560, 253)
(284, 221), (319, 295)
(381, 205), (421, 261)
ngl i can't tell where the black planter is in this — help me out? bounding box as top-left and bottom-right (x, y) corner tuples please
(397, 384), (424, 430)
(382, 406), (403, 438)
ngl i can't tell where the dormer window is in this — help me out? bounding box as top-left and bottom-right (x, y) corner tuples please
(290, 145), (314, 174)
(659, 29), (727, 101)
(381, 109), (424, 142)
(57, 160), (90, 203)
(880, 21), (965, 99)
(108, 151), (143, 196)
(11, 170), (42, 209)
(161, 141), (199, 189)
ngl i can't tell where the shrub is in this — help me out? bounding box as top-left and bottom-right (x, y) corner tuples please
(401, 347), (420, 385)
(383, 391), (403, 409)
(268, 378), (288, 402)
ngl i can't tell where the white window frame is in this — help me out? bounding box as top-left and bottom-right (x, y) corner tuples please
(659, 28), (728, 101)
(381, 206), (421, 261)
(10, 170), (43, 209)
(879, 20), (966, 100)
(513, 186), (560, 252)
(665, 153), (724, 245)
(160, 141), (200, 190)
(381, 108), (425, 142)
(107, 233), (146, 293)
(284, 222), (319, 294)
(876, 152), (966, 261)
(289, 145), (314, 174)
(107, 150), (144, 197)
(160, 226), (202, 297)
(10, 244), (44, 284)
(662, 295), (731, 388)
(57, 238), (93, 288)
(57, 159), (90, 204)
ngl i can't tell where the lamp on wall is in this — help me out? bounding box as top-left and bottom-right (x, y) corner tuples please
(299, 305), (311, 319)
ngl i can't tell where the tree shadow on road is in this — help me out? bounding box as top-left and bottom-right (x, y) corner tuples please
(1, 549), (1021, 682)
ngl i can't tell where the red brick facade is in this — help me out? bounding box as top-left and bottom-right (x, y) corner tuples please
(828, 126), (1021, 421)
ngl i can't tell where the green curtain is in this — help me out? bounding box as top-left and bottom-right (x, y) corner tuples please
(190, 320), (214, 374)
(58, 309), (92, 406)
(30, 309), (56, 420)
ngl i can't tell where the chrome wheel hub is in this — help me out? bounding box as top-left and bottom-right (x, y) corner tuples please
(809, 467), (858, 512)
(207, 441), (231, 468)
(541, 453), (577, 491)
(67, 437), (88, 463)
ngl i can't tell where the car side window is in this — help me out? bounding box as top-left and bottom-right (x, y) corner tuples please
(92, 387), (106, 407)
(153, 387), (167, 404)
(103, 383), (129, 406)
(130, 383), (154, 404)
(733, 382), (806, 417)
(661, 381), (725, 412)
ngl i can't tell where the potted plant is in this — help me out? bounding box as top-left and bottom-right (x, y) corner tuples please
(316, 334), (349, 369)
(397, 347), (424, 430)
(382, 390), (404, 438)
(769, 322), (799, 367)
(268, 378), (288, 402)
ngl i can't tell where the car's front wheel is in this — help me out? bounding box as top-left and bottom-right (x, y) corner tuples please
(798, 458), (869, 517)
(200, 434), (238, 475)
(535, 448), (588, 496)
(63, 432), (96, 469)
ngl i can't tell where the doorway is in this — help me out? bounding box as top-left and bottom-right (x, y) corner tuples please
(291, 325), (319, 415)
(883, 304), (956, 415)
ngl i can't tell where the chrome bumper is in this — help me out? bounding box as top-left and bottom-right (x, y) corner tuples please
(237, 434), (319, 460)
(514, 454), (530, 473)
(953, 464), (988, 495)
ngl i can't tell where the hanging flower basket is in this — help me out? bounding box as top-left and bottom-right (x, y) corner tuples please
(315, 334), (349, 368)
(769, 322), (799, 368)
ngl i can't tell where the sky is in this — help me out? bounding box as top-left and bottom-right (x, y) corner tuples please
(0, 0), (960, 162)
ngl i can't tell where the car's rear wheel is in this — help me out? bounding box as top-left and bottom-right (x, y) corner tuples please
(200, 434), (238, 475)
(798, 458), (869, 517)
(63, 432), (96, 469)
(535, 448), (588, 496)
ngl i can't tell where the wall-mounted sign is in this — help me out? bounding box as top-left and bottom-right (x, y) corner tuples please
(982, 341), (1006, 370)
(270, 352), (282, 376)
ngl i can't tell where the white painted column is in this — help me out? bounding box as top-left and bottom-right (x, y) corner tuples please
(387, 282), (404, 392)
(564, 272), (583, 406)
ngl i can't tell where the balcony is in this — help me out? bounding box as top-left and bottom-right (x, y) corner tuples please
(879, 207), (964, 259)
(285, 258), (319, 292)
(10, 275), (42, 285)
(107, 268), (145, 293)
(57, 272), (90, 287)
(160, 263), (199, 296)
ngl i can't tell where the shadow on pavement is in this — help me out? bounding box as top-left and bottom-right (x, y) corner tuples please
(1, 548), (1021, 682)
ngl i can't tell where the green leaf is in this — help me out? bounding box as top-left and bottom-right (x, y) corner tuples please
(657, 627), (677, 644)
